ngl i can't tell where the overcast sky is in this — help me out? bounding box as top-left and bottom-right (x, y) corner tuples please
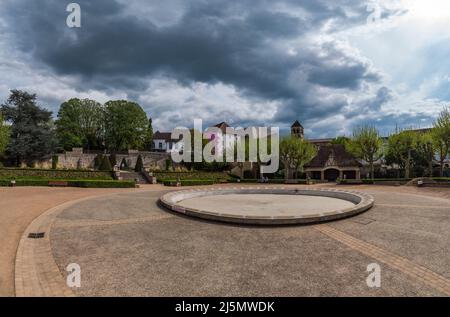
(0, 0), (449, 137)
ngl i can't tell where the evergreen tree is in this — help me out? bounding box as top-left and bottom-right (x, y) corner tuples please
(0, 112), (10, 155)
(94, 154), (104, 169)
(120, 157), (128, 170)
(1, 90), (55, 166)
(145, 118), (154, 150)
(135, 154), (144, 172)
(99, 155), (112, 171)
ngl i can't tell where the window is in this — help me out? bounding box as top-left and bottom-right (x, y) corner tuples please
(159, 142), (163, 149)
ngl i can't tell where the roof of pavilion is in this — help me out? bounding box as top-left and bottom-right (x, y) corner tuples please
(305, 144), (361, 168)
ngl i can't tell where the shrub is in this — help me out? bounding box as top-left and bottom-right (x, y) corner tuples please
(135, 155), (144, 172)
(165, 158), (172, 171)
(120, 157), (128, 170)
(99, 156), (112, 171)
(94, 154), (104, 170)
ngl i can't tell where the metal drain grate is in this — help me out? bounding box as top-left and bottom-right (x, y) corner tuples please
(28, 232), (45, 239)
(352, 218), (376, 225)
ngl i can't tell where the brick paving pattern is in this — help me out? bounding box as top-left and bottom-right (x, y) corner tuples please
(315, 224), (450, 296)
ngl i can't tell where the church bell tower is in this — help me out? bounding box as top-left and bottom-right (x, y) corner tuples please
(291, 120), (304, 139)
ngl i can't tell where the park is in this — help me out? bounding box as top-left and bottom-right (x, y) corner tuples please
(0, 90), (449, 297)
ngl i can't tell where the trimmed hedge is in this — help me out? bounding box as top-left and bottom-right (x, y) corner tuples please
(338, 178), (413, 185)
(432, 177), (450, 182)
(0, 168), (113, 180)
(66, 180), (135, 188)
(162, 179), (215, 186)
(0, 179), (49, 187)
(337, 179), (363, 185)
(0, 179), (135, 188)
(154, 171), (230, 181)
(238, 179), (308, 184)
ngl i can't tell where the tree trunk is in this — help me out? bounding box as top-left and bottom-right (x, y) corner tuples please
(405, 150), (411, 179)
(370, 161), (374, 180)
(429, 153), (433, 178)
(282, 160), (289, 180)
(440, 158), (444, 177)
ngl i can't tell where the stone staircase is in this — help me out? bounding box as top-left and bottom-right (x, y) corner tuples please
(119, 171), (149, 184)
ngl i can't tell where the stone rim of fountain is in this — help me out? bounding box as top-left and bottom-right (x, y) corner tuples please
(159, 187), (374, 225)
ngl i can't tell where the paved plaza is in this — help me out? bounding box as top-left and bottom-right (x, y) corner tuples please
(2, 184), (450, 296)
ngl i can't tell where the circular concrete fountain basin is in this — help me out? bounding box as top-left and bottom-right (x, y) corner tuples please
(159, 187), (374, 225)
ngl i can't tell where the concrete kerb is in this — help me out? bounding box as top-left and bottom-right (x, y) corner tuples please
(159, 187), (375, 225)
(14, 188), (157, 297)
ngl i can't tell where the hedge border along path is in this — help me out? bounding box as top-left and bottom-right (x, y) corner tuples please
(0, 168), (113, 180)
(152, 171), (230, 181)
(0, 179), (135, 188)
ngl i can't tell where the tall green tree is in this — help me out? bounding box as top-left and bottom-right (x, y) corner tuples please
(331, 136), (350, 146)
(104, 100), (149, 151)
(56, 98), (104, 151)
(1, 90), (55, 166)
(386, 130), (417, 179)
(279, 137), (317, 180)
(347, 126), (383, 180)
(416, 132), (435, 177)
(0, 112), (10, 155)
(432, 107), (450, 177)
(144, 118), (154, 150)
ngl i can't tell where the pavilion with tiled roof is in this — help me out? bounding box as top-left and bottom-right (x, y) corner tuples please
(304, 144), (362, 181)
(290, 120), (362, 181)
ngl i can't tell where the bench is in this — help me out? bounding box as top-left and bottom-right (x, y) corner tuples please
(48, 180), (69, 187)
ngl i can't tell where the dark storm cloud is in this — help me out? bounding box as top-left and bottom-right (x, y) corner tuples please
(2, 0), (403, 130)
(345, 87), (393, 119)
